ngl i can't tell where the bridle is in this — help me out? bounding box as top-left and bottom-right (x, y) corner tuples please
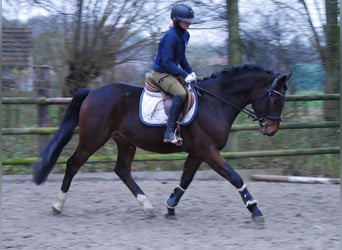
(192, 75), (286, 126)
(256, 75), (286, 128)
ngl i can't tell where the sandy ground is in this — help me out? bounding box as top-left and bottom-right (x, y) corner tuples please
(2, 172), (340, 250)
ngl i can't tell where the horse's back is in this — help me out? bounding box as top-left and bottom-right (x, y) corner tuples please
(83, 83), (142, 108)
(92, 82), (143, 97)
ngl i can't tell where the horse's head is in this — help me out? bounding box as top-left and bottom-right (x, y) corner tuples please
(251, 72), (291, 136)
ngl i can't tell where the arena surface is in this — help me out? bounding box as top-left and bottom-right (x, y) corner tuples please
(2, 171), (340, 249)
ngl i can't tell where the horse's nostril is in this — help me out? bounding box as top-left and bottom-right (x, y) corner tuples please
(268, 130), (277, 137)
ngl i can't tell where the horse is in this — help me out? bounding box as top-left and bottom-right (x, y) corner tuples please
(32, 64), (290, 223)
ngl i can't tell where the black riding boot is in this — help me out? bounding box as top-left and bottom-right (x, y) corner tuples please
(164, 95), (184, 144)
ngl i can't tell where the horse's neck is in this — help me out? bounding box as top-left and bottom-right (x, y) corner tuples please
(197, 80), (243, 126)
(202, 75), (253, 108)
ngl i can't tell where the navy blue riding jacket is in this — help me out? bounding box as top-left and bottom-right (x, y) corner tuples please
(152, 26), (193, 79)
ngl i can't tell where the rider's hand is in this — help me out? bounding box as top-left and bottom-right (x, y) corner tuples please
(185, 73), (196, 83)
(190, 72), (197, 81)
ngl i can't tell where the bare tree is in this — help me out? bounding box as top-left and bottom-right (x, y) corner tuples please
(60, 0), (165, 97)
(298, 0), (340, 121)
(227, 0), (243, 65)
(5, 0), (172, 96)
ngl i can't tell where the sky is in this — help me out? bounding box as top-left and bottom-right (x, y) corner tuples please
(2, 0), (327, 46)
(2, 0), (326, 24)
(2, 0), (50, 22)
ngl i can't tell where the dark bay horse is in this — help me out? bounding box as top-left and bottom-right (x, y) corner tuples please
(33, 65), (290, 223)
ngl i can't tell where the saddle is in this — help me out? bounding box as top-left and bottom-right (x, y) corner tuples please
(144, 72), (195, 118)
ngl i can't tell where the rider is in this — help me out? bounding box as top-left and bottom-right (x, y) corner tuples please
(152, 2), (198, 145)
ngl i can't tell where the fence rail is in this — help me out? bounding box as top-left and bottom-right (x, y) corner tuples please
(2, 94), (340, 105)
(2, 121), (340, 135)
(2, 94), (340, 166)
(3, 147), (339, 166)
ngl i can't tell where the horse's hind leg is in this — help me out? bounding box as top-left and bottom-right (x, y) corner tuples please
(52, 147), (93, 214)
(114, 137), (154, 217)
(205, 150), (264, 223)
(52, 95), (114, 214)
(52, 126), (112, 213)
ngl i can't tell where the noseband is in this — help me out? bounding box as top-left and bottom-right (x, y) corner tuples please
(255, 75), (285, 127)
(193, 75), (285, 126)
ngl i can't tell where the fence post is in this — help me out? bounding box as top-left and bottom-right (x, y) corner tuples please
(34, 65), (51, 152)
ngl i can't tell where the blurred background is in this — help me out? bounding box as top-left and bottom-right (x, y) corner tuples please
(2, 0), (340, 176)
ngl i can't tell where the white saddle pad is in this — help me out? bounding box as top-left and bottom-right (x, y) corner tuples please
(139, 88), (198, 126)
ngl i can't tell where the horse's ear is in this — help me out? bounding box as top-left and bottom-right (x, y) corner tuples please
(286, 71), (292, 81)
(272, 71), (291, 92)
(279, 71), (292, 82)
(277, 71), (292, 90)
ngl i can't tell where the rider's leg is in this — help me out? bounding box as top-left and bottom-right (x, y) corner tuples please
(163, 95), (184, 143)
(152, 72), (186, 144)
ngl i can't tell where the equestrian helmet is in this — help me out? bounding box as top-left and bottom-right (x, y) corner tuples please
(170, 3), (197, 23)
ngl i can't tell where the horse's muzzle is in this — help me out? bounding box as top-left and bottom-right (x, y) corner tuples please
(258, 119), (280, 136)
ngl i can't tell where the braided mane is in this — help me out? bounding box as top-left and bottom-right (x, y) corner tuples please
(201, 64), (275, 81)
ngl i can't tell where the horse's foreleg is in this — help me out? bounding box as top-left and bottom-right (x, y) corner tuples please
(166, 154), (202, 216)
(206, 150), (264, 222)
(114, 138), (154, 217)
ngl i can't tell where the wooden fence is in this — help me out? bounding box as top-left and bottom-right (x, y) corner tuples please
(2, 94), (340, 166)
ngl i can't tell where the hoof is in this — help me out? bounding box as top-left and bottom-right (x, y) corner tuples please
(252, 215), (265, 225)
(165, 208), (176, 219)
(167, 207), (175, 216)
(248, 204), (263, 216)
(144, 208), (156, 218)
(52, 206), (62, 215)
(165, 213), (177, 219)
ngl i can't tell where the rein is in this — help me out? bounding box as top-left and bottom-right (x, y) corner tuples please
(193, 85), (260, 121)
(192, 75), (282, 122)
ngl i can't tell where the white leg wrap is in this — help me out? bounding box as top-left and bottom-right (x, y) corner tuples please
(245, 199), (258, 208)
(137, 194), (154, 212)
(52, 191), (67, 212)
(177, 185), (185, 192)
(237, 183), (247, 192)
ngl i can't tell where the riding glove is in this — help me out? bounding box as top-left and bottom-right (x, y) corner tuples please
(185, 73), (196, 83)
(190, 72), (197, 81)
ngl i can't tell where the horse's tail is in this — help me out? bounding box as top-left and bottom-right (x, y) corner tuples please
(32, 88), (92, 185)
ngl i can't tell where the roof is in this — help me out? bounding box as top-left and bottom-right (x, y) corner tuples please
(2, 27), (33, 68)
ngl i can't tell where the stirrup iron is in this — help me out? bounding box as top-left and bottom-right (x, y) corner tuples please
(163, 129), (183, 146)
